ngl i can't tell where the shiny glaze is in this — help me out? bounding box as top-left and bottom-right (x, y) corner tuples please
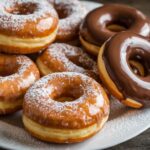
(0, 54), (40, 103)
(80, 4), (150, 46)
(103, 32), (150, 102)
(0, 0), (58, 38)
(23, 72), (109, 129)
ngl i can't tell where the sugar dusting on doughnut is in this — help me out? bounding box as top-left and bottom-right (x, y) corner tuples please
(55, 0), (86, 33)
(50, 0), (87, 41)
(0, 55), (39, 89)
(37, 43), (99, 80)
(0, 0), (58, 31)
(48, 43), (98, 73)
(24, 72), (108, 128)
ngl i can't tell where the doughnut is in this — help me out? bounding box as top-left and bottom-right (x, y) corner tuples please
(0, 0), (58, 54)
(23, 72), (109, 143)
(80, 4), (150, 55)
(0, 54), (40, 115)
(49, 0), (86, 43)
(36, 43), (99, 81)
(98, 31), (150, 108)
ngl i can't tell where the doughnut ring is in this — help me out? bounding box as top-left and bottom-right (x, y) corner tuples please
(36, 43), (99, 81)
(23, 72), (109, 143)
(51, 0), (86, 43)
(0, 54), (40, 115)
(80, 4), (150, 55)
(0, 0), (58, 54)
(98, 31), (150, 108)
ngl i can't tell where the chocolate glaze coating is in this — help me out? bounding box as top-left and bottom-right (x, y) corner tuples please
(103, 31), (150, 103)
(80, 4), (150, 46)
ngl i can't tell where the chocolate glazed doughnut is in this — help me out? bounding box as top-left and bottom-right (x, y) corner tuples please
(98, 31), (150, 108)
(80, 4), (150, 55)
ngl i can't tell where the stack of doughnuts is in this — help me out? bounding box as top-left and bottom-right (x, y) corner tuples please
(0, 0), (149, 144)
(80, 4), (150, 55)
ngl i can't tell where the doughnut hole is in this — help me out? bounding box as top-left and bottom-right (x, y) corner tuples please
(107, 24), (127, 32)
(129, 54), (150, 77)
(54, 4), (70, 19)
(68, 56), (93, 70)
(50, 78), (84, 102)
(5, 2), (37, 15)
(106, 18), (132, 32)
(0, 58), (19, 77)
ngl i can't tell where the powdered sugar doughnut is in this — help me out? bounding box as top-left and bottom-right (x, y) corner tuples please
(23, 72), (109, 143)
(51, 0), (86, 43)
(36, 43), (99, 80)
(0, 54), (40, 115)
(0, 0), (58, 54)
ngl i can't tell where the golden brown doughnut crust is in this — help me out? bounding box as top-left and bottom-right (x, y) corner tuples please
(0, 0), (59, 54)
(0, 42), (52, 54)
(0, 54), (40, 114)
(24, 126), (100, 143)
(0, 101), (22, 115)
(0, 0), (58, 38)
(23, 72), (109, 129)
(23, 114), (108, 143)
(36, 43), (99, 80)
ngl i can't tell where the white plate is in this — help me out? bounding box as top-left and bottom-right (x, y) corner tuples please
(0, 1), (150, 150)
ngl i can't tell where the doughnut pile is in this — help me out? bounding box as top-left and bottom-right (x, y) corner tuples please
(0, 0), (149, 144)
(80, 4), (150, 55)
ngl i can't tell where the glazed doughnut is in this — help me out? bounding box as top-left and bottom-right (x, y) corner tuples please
(0, 54), (40, 115)
(80, 4), (150, 55)
(36, 43), (99, 81)
(98, 31), (150, 108)
(0, 0), (58, 54)
(23, 72), (109, 143)
(50, 0), (86, 43)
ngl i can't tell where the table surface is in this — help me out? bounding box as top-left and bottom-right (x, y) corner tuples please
(0, 1), (149, 150)
(82, 0), (150, 150)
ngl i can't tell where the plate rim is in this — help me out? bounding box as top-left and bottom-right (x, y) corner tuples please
(0, 1), (150, 150)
